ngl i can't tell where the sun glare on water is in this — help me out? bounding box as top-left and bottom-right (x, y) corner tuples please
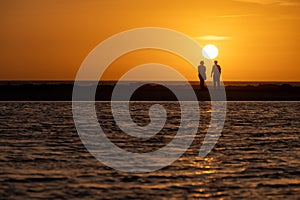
(202, 44), (219, 59)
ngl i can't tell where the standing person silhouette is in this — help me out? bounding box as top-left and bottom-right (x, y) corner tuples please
(198, 61), (206, 90)
(211, 60), (221, 89)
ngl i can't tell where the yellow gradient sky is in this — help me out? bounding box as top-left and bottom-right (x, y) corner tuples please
(0, 0), (299, 81)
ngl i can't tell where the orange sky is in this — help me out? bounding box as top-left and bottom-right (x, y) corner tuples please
(0, 0), (299, 81)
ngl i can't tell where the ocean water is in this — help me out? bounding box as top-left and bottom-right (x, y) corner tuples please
(0, 101), (299, 199)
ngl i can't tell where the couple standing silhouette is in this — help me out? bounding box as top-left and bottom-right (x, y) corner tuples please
(198, 60), (222, 90)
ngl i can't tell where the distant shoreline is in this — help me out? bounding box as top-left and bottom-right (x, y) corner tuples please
(0, 81), (299, 101)
(1, 80), (300, 86)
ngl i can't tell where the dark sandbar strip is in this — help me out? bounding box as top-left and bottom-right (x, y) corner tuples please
(0, 83), (299, 101)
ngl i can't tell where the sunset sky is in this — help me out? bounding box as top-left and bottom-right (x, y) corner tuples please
(0, 0), (299, 81)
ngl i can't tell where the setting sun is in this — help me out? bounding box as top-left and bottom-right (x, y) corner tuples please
(202, 44), (219, 59)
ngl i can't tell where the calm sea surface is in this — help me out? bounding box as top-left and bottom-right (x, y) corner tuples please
(0, 102), (299, 199)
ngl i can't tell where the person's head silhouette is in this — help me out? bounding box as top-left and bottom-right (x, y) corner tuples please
(200, 61), (204, 65)
(214, 60), (218, 65)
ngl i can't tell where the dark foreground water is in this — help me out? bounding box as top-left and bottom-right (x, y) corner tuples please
(0, 102), (299, 199)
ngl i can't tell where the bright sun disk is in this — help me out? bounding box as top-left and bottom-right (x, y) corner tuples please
(202, 44), (219, 59)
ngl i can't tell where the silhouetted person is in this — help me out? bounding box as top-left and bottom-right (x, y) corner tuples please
(198, 61), (206, 90)
(211, 60), (221, 89)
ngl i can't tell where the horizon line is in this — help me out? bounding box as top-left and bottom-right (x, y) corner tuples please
(0, 80), (299, 82)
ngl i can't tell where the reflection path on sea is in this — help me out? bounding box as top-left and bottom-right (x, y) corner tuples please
(0, 102), (299, 199)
